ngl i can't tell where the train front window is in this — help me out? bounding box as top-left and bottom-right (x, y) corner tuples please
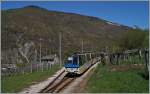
(66, 57), (73, 64)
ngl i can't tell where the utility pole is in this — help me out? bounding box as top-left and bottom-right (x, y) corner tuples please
(59, 32), (62, 68)
(82, 40), (84, 53)
(34, 49), (37, 72)
(35, 49), (37, 62)
(45, 47), (47, 56)
(30, 62), (32, 73)
(40, 38), (43, 72)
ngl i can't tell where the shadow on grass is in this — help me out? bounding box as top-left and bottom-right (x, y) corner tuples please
(137, 71), (149, 80)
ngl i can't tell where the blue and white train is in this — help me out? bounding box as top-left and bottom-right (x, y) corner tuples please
(64, 52), (100, 74)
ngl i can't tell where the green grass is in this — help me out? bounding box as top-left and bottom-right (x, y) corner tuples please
(1, 64), (60, 93)
(84, 64), (149, 93)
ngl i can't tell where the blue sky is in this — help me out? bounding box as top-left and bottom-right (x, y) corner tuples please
(1, 1), (149, 29)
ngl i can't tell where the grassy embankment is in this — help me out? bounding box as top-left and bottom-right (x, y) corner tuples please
(84, 61), (149, 93)
(1, 64), (60, 93)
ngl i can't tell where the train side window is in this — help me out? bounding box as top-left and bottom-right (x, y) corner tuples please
(79, 55), (82, 65)
(73, 55), (78, 64)
(81, 55), (86, 66)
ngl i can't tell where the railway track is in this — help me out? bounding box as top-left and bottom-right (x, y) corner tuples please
(40, 59), (100, 93)
(48, 77), (75, 93)
(40, 70), (76, 93)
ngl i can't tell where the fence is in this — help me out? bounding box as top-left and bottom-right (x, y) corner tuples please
(1, 57), (59, 77)
(1, 48), (149, 76)
(100, 48), (149, 71)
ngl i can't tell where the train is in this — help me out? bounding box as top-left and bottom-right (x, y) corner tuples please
(64, 52), (100, 74)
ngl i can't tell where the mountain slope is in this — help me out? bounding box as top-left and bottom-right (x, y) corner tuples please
(1, 6), (132, 64)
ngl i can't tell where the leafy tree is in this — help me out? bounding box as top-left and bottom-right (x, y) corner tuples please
(142, 29), (149, 48)
(118, 29), (148, 50)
